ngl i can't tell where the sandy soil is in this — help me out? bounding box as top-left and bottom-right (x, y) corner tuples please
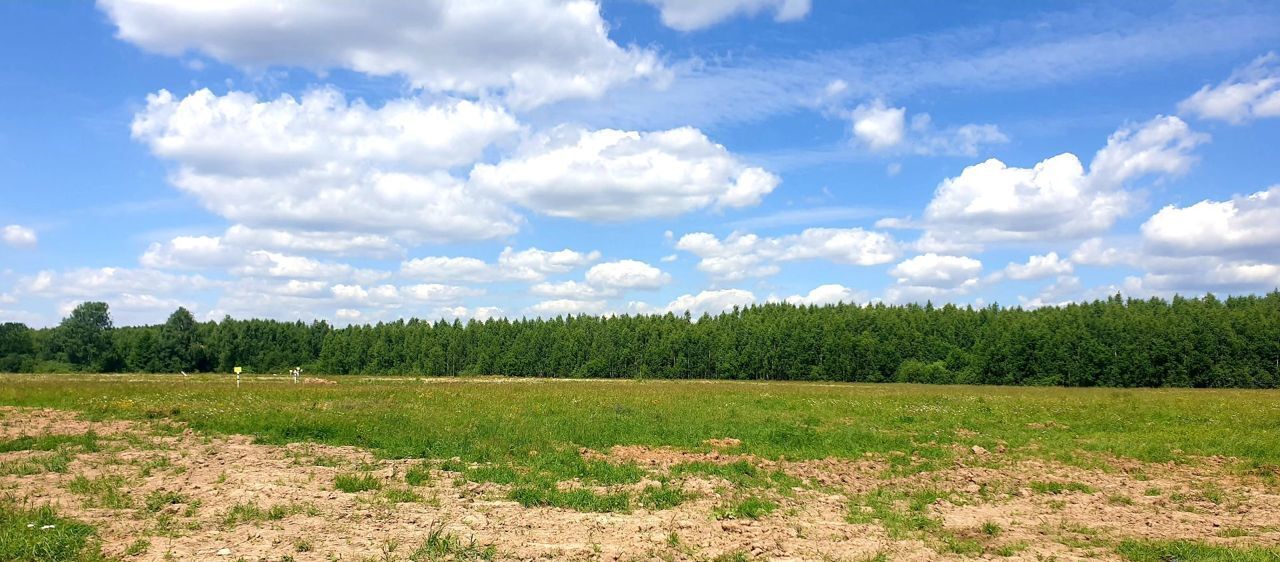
(2, 406), (1278, 561)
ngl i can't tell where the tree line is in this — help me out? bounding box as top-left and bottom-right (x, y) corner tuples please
(2, 291), (1279, 387)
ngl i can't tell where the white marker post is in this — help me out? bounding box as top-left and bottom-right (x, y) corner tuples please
(234, 366), (242, 388)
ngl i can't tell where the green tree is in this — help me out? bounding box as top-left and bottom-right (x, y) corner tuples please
(159, 307), (200, 372)
(53, 302), (116, 371)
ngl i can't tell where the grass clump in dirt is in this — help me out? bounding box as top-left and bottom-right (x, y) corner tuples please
(508, 486), (631, 513)
(0, 433), (99, 454)
(66, 475), (132, 509)
(0, 501), (110, 562)
(143, 490), (187, 513)
(221, 501), (317, 527)
(383, 488), (423, 503)
(714, 496), (777, 520)
(670, 460), (801, 493)
(334, 472), (382, 493)
(637, 482), (688, 510)
(846, 487), (948, 539)
(410, 521), (496, 561)
(1030, 480), (1095, 494)
(1117, 539), (1280, 562)
(405, 463), (432, 486)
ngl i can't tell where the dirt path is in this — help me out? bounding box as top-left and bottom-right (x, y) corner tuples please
(1, 407), (1277, 561)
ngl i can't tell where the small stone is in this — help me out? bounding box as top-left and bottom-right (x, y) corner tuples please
(963, 483), (981, 494)
(216, 548), (232, 556)
(972, 445), (989, 455)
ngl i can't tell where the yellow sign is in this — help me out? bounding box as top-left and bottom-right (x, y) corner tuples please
(233, 367), (242, 374)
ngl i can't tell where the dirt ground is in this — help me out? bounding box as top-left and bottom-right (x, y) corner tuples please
(2, 407), (1278, 561)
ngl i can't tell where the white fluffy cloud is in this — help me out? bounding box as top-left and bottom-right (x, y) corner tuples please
(909, 115), (1205, 246)
(1179, 53), (1280, 124)
(1142, 186), (1280, 260)
(657, 288), (756, 318)
(222, 226), (402, 259)
(100, 0), (663, 108)
(140, 235), (239, 269)
(141, 235), (386, 284)
(851, 100), (906, 150)
(849, 101), (1007, 156)
(645, 0), (810, 31)
(585, 260), (671, 290)
(133, 88), (522, 245)
(782, 284), (864, 306)
(401, 247), (599, 283)
(530, 280), (616, 300)
(13, 267), (214, 325)
(527, 298), (608, 317)
(1070, 238), (1137, 267)
(2, 225), (38, 249)
(676, 228), (899, 281)
(999, 252), (1073, 281)
(470, 127), (779, 221)
(1129, 186), (1280, 293)
(890, 254), (982, 290)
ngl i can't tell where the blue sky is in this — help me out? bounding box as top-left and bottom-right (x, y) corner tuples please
(2, 0), (1280, 327)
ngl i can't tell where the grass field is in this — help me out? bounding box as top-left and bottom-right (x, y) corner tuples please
(1, 374), (1279, 561)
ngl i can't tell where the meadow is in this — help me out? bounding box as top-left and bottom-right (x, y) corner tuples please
(2, 374), (1280, 561)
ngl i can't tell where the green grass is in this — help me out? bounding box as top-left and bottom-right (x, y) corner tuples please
(1117, 539), (1280, 562)
(221, 501), (317, 527)
(405, 463), (432, 486)
(0, 502), (109, 562)
(410, 521), (496, 561)
(66, 475), (132, 509)
(713, 496), (777, 520)
(846, 487), (948, 539)
(2, 376), (1279, 471)
(670, 460), (802, 493)
(334, 472), (382, 493)
(143, 490), (187, 513)
(637, 482), (688, 510)
(1029, 480), (1096, 494)
(508, 485), (631, 512)
(0, 432), (99, 454)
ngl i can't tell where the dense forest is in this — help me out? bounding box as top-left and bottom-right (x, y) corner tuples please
(2, 292), (1279, 387)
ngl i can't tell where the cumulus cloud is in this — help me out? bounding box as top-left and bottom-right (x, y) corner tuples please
(133, 88), (522, 245)
(1179, 53), (1280, 124)
(530, 280), (616, 300)
(223, 226), (402, 258)
(585, 260), (671, 290)
(1130, 186), (1280, 294)
(470, 127), (778, 221)
(656, 288), (756, 318)
(999, 252), (1073, 281)
(400, 247), (599, 283)
(17, 268), (215, 299)
(645, 0), (809, 31)
(142, 235), (387, 284)
(905, 115), (1205, 246)
(2, 225), (37, 249)
(1141, 186), (1280, 260)
(890, 254), (982, 290)
(527, 298), (608, 317)
(850, 100), (906, 150)
(100, 0), (664, 108)
(848, 100), (1006, 156)
(675, 228), (899, 281)
(1070, 238), (1137, 267)
(782, 284), (865, 306)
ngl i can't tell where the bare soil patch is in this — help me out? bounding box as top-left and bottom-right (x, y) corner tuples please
(2, 407), (1278, 561)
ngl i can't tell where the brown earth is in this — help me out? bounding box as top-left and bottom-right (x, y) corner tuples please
(2, 407), (1278, 561)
